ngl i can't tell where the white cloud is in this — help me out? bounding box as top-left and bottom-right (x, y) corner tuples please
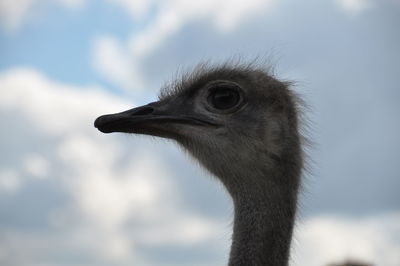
(336, 0), (373, 14)
(105, 0), (153, 19)
(0, 68), (130, 135)
(129, 9), (182, 58)
(0, 67), (228, 265)
(127, 0), (275, 55)
(57, 0), (85, 10)
(93, 0), (276, 93)
(292, 213), (400, 266)
(92, 36), (145, 91)
(0, 169), (20, 192)
(23, 153), (49, 179)
(0, 0), (85, 32)
(0, 0), (35, 31)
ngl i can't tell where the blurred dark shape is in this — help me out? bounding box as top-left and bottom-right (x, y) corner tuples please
(327, 260), (373, 266)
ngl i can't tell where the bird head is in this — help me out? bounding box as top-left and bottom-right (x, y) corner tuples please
(94, 63), (302, 186)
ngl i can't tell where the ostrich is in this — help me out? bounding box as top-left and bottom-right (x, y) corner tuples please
(94, 62), (304, 266)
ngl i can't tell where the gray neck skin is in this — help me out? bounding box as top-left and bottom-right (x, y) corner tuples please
(221, 161), (300, 266)
(182, 138), (301, 266)
(228, 179), (298, 266)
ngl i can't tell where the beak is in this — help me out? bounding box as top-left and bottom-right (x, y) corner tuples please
(94, 101), (217, 137)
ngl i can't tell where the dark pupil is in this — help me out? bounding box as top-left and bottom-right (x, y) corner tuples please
(210, 88), (239, 110)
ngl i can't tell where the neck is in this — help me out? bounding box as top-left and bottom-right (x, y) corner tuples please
(225, 163), (300, 266)
(181, 139), (301, 266)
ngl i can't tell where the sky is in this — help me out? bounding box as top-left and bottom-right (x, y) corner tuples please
(0, 0), (399, 265)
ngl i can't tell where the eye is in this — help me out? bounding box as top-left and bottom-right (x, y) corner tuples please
(208, 86), (241, 110)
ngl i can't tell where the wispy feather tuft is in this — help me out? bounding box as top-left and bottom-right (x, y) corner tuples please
(158, 57), (276, 101)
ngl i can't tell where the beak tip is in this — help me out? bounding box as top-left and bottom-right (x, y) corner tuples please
(94, 116), (103, 129)
(94, 115), (112, 133)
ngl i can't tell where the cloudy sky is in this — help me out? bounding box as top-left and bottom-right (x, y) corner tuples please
(0, 0), (399, 265)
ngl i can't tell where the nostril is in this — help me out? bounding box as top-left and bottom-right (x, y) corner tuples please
(134, 106), (154, 116)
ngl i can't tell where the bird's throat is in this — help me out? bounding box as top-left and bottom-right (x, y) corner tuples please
(181, 137), (301, 266)
(227, 176), (298, 266)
